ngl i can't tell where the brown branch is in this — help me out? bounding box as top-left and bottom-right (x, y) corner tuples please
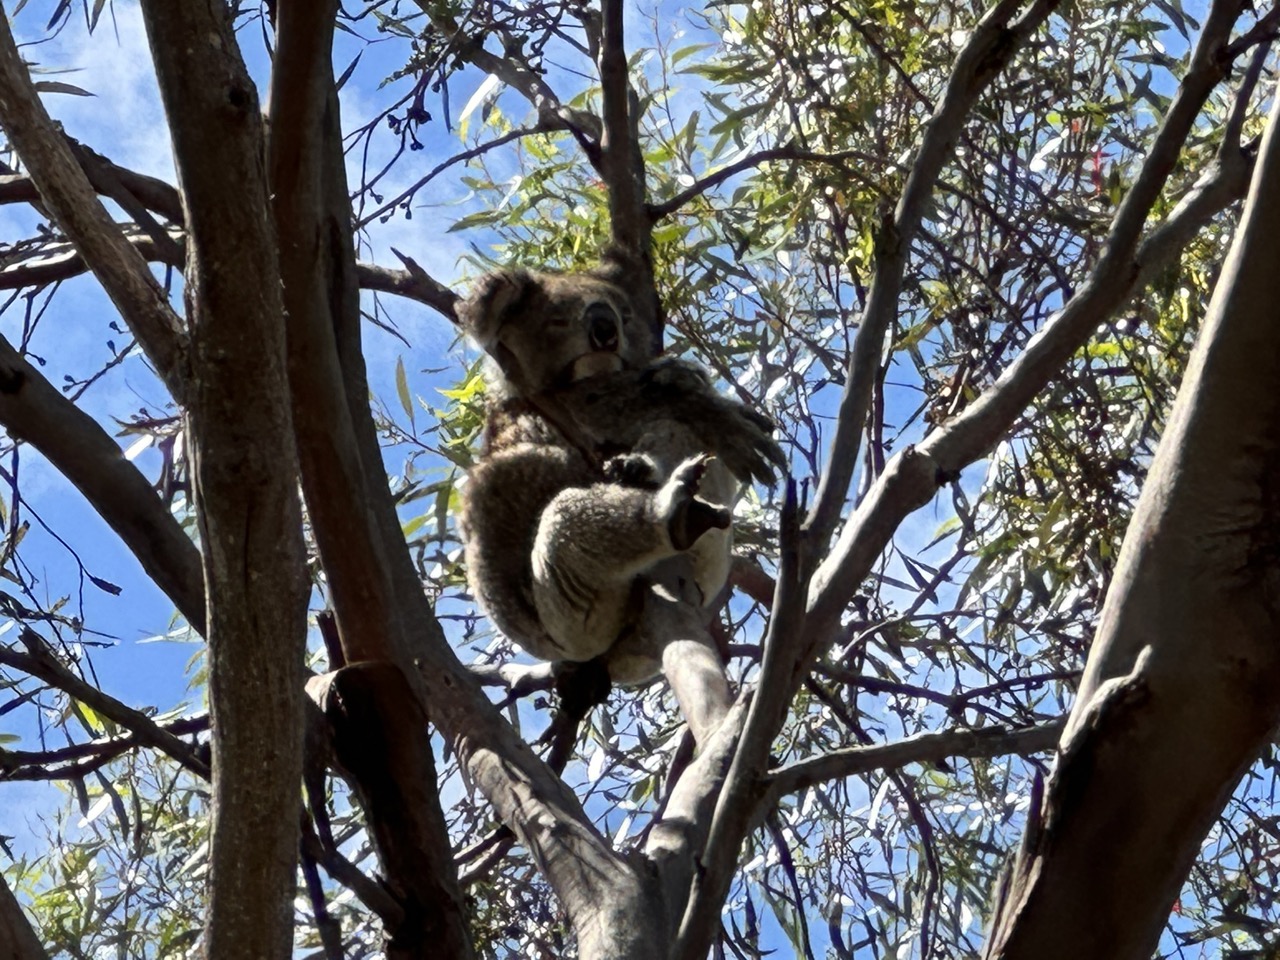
(0, 715), (208, 781)
(300, 817), (406, 928)
(67, 142), (183, 265)
(0, 871), (47, 960)
(598, 0), (647, 258)
(140, 5), (310, 960)
(384, 249), (461, 322)
(0, 331), (206, 632)
(307, 664), (471, 956)
(0, 631), (209, 778)
(0, 228), (457, 320)
(0, 14), (189, 402)
(0, 149), (183, 223)
(270, 3), (476, 955)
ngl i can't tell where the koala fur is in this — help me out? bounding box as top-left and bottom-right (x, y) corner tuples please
(457, 264), (784, 684)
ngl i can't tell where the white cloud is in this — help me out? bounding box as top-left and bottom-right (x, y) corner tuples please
(13, 1), (173, 180)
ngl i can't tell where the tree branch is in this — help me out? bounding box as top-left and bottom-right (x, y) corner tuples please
(673, 482), (803, 959)
(0, 14), (189, 402)
(803, 0), (1065, 548)
(0, 332), (206, 632)
(0, 224), (458, 319)
(766, 719), (1064, 801)
(0, 871), (47, 960)
(646, 146), (881, 221)
(269, 5), (474, 954)
(139, 4), (310, 960)
(414, 1), (602, 149)
(357, 124), (565, 229)
(810, 0), (1253, 633)
(676, 2), (1252, 954)
(988, 82), (1280, 958)
(0, 715), (208, 781)
(0, 631), (209, 778)
(598, 0), (647, 256)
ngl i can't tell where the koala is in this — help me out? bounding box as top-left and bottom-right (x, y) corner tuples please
(457, 263), (784, 684)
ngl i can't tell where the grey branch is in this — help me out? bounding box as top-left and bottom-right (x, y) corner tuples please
(415, 1), (602, 145)
(767, 719), (1065, 801)
(804, 0), (1066, 547)
(810, 0), (1254, 636)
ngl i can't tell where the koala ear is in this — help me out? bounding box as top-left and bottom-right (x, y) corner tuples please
(459, 269), (533, 349)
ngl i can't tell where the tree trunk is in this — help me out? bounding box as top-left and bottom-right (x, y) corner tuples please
(139, 4), (311, 958)
(0, 875), (47, 960)
(984, 92), (1280, 960)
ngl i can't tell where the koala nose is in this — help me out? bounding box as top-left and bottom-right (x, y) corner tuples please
(588, 312), (619, 353)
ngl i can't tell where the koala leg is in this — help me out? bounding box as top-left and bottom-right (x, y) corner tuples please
(531, 455), (729, 662)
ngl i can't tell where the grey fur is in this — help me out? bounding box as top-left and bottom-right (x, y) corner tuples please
(457, 265), (784, 683)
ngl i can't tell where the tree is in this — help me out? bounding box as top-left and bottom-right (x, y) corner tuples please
(0, 1), (1277, 958)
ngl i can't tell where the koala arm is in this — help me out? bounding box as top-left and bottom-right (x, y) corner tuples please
(562, 360), (787, 486)
(460, 440), (589, 663)
(530, 456), (729, 665)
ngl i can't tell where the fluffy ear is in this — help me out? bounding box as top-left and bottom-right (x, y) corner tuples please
(457, 269), (533, 349)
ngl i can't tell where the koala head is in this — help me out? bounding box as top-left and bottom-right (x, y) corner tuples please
(458, 266), (657, 400)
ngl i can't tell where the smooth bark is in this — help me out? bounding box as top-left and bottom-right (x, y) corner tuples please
(984, 87), (1280, 960)
(0, 14), (188, 401)
(0, 335), (205, 633)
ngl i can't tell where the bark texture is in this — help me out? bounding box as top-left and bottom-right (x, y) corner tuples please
(984, 91), (1280, 960)
(266, 1), (472, 953)
(139, 3), (310, 959)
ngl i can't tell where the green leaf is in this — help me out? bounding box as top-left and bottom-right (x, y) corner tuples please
(395, 356), (415, 431)
(33, 81), (93, 97)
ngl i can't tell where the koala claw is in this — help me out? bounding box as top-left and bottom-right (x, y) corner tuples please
(660, 455), (732, 551)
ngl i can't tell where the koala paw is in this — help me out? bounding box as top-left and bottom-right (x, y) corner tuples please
(659, 455), (732, 551)
(603, 452), (661, 489)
